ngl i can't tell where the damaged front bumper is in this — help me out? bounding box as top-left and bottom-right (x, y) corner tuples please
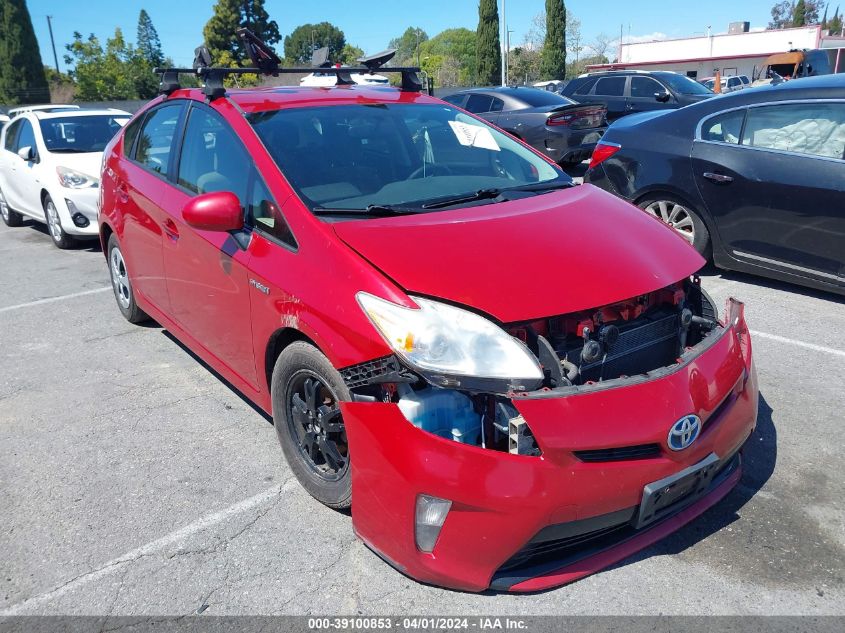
(341, 299), (758, 592)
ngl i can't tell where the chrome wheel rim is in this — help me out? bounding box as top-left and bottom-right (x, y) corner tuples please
(46, 200), (63, 242)
(110, 247), (131, 309)
(0, 189), (9, 222)
(644, 200), (695, 244)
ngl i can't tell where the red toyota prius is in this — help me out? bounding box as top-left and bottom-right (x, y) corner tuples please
(99, 76), (757, 592)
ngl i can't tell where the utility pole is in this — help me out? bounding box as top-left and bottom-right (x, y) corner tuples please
(506, 29), (514, 85)
(501, 0), (507, 86)
(46, 15), (60, 73)
(416, 28), (421, 67)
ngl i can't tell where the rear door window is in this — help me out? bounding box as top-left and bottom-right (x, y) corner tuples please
(3, 120), (21, 152)
(741, 103), (845, 159)
(135, 104), (183, 175)
(594, 76), (626, 97)
(464, 94), (496, 113)
(701, 110), (745, 144)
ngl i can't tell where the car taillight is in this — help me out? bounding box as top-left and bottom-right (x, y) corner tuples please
(547, 113), (575, 126)
(588, 142), (621, 169)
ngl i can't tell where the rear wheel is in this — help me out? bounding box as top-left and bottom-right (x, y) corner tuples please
(638, 194), (711, 257)
(43, 194), (76, 249)
(0, 187), (23, 227)
(107, 234), (149, 323)
(271, 341), (351, 509)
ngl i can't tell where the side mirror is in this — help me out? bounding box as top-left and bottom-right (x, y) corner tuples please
(182, 191), (243, 232)
(17, 145), (35, 161)
(654, 91), (671, 103)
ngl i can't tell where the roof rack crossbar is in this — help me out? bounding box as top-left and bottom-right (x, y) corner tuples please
(153, 66), (425, 98)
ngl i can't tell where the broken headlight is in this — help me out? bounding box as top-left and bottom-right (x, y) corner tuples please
(356, 292), (543, 394)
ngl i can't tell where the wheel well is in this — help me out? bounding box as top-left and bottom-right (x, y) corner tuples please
(40, 189), (50, 208)
(264, 328), (318, 391)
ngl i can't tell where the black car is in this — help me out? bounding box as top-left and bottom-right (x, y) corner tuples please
(584, 74), (845, 296)
(562, 71), (714, 121)
(442, 87), (607, 165)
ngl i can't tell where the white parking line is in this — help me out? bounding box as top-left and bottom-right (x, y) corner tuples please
(0, 287), (111, 314)
(0, 483), (287, 615)
(750, 330), (845, 359)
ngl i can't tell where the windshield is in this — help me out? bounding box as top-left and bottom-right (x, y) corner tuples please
(659, 73), (713, 95)
(39, 115), (129, 153)
(249, 103), (567, 214)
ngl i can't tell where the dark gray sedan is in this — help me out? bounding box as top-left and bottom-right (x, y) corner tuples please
(442, 87), (607, 166)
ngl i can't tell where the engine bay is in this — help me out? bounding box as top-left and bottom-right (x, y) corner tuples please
(344, 277), (722, 456)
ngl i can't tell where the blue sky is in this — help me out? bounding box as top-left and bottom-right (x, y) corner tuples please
(30, 0), (777, 70)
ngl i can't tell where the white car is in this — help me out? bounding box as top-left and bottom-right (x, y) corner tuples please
(300, 70), (390, 87)
(0, 108), (130, 248)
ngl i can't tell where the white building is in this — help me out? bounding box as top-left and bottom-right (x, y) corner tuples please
(587, 24), (844, 80)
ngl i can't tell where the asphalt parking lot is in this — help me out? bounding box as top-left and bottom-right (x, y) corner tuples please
(1, 215), (844, 616)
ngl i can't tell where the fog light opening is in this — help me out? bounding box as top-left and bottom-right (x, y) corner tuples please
(415, 494), (451, 553)
(66, 199), (89, 228)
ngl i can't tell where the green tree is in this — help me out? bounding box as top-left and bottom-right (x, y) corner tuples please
(0, 0), (50, 104)
(64, 28), (158, 100)
(475, 0), (501, 85)
(284, 22), (345, 64)
(419, 28), (477, 85)
(339, 43), (364, 65)
(203, 0), (280, 64)
(388, 27), (428, 66)
(137, 9), (163, 67)
(831, 6), (844, 32)
(793, 0), (808, 25)
(540, 0), (566, 80)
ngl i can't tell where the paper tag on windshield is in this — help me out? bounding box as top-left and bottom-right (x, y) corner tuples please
(448, 121), (500, 151)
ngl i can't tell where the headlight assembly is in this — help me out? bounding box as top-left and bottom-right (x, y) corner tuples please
(356, 292), (543, 393)
(56, 166), (99, 189)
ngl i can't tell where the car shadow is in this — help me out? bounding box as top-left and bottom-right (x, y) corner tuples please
(18, 218), (102, 251)
(159, 329), (274, 424)
(697, 263), (844, 306)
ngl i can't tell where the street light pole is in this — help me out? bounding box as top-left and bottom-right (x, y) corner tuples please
(46, 15), (60, 73)
(501, 0), (507, 86)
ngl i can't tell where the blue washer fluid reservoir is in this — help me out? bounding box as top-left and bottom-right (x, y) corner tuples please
(396, 384), (482, 444)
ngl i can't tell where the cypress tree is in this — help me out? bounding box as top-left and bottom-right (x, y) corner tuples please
(137, 9), (163, 67)
(475, 0), (501, 86)
(0, 0), (50, 104)
(540, 0), (567, 80)
(793, 0), (808, 26)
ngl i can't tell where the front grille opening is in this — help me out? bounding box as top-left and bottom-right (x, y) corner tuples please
(574, 443), (661, 462)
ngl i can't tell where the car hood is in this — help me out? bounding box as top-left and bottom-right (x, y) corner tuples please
(332, 185), (705, 323)
(49, 152), (102, 179)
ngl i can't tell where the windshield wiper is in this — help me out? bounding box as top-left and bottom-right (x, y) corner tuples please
(420, 180), (574, 210)
(312, 204), (421, 217)
(421, 188), (504, 209)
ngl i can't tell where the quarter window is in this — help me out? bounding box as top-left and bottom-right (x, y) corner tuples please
(630, 76), (664, 98)
(122, 117), (143, 159)
(176, 107), (250, 210)
(573, 77), (598, 96)
(594, 76), (626, 97)
(741, 103), (845, 159)
(3, 120), (21, 152)
(135, 104), (182, 175)
(701, 110), (745, 144)
(249, 174), (295, 247)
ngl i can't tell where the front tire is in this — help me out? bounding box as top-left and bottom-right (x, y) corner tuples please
(43, 194), (76, 249)
(271, 341), (351, 509)
(0, 187), (23, 227)
(107, 234), (149, 323)
(638, 194), (711, 258)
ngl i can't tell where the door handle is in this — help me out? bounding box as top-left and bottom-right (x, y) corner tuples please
(163, 218), (180, 241)
(702, 172), (734, 183)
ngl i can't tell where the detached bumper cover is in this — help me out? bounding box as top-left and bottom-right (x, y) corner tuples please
(342, 314), (757, 592)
